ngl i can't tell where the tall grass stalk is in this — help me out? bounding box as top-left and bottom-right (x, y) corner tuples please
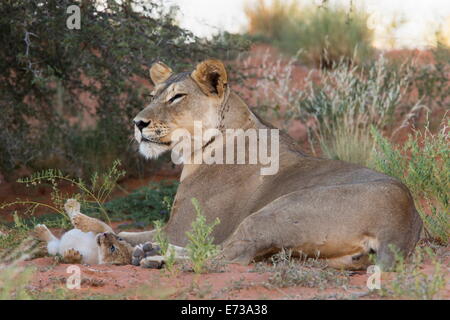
(293, 56), (417, 166)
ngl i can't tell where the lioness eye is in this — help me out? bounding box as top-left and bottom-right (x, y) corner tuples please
(168, 93), (186, 104)
(144, 93), (154, 100)
(110, 245), (116, 253)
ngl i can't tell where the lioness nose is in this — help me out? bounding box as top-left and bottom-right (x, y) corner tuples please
(134, 119), (150, 131)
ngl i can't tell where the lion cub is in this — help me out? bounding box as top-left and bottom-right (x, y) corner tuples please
(33, 199), (133, 265)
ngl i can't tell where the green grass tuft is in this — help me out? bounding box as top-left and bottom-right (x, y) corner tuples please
(185, 198), (220, 274)
(371, 119), (449, 245)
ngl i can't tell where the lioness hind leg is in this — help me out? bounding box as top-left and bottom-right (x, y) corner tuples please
(63, 248), (83, 264)
(220, 214), (270, 265)
(117, 230), (156, 246)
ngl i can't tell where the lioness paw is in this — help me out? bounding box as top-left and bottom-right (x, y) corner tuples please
(131, 246), (144, 266)
(131, 242), (162, 267)
(140, 256), (164, 269)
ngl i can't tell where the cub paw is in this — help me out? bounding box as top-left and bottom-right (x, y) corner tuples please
(70, 213), (91, 232)
(63, 248), (83, 264)
(64, 199), (81, 217)
(32, 224), (50, 241)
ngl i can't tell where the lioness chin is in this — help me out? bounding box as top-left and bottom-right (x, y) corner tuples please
(118, 59), (422, 271)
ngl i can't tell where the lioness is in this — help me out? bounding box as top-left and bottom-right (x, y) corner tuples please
(119, 59), (422, 270)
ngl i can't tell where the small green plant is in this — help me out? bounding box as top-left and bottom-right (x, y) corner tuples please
(1, 160), (125, 225)
(0, 265), (35, 300)
(164, 246), (177, 273)
(93, 180), (178, 227)
(185, 198), (220, 274)
(380, 246), (446, 300)
(0, 211), (42, 262)
(371, 119), (449, 245)
(153, 219), (169, 256)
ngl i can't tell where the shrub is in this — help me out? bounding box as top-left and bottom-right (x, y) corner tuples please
(245, 0), (298, 42)
(381, 246), (446, 299)
(90, 180), (178, 227)
(0, 0), (249, 179)
(245, 0), (374, 67)
(185, 198), (220, 274)
(290, 56), (416, 166)
(371, 120), (449, 245)
(410, 46), (450, 110)
(1, 160), (126, 226)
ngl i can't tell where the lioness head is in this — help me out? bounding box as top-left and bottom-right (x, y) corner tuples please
(133, 59), (228, 159)
(96, 232), (133, 265)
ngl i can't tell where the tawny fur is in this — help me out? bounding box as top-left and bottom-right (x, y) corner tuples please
(122, 59), (422, 270)
(33, 199), (133, 265)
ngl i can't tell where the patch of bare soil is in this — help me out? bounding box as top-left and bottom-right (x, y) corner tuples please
(20, 246), (449, 300)
(20, 258), (361, 300)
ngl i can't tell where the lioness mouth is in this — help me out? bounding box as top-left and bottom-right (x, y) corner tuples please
(141, 137), (171, 146)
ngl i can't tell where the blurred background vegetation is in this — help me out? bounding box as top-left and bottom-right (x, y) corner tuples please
(245, 0), (374, 67)
(0, 0), (250, 180)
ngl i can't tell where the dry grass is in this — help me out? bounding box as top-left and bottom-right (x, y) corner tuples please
(252, 249), (351, 290)
(245, 0), (374, 67)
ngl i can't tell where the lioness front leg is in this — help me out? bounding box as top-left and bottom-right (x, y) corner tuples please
(65, 199), (113, 234)
(117, 230), (156, 246)
(133, 242), (189, 268)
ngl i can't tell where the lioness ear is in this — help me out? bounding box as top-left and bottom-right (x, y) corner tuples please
(191, 59), (228, 97)
(149, 61), (173, 85)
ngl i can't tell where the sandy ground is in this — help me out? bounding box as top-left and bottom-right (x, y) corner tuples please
(19, 249), (449, 300)
(18, 258), (386, 300)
